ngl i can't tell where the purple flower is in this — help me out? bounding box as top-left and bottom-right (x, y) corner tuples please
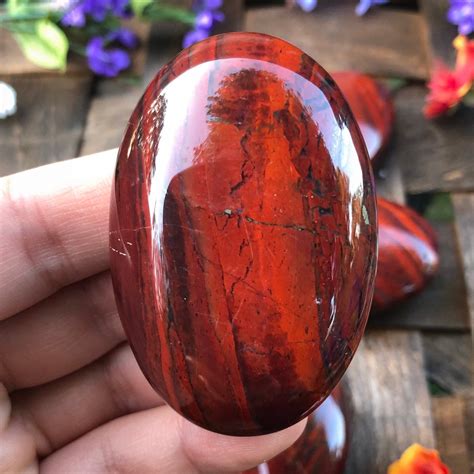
(82, 0), (108, 20)
(86, 36), (130, 77)
(296, 0), (318, 12)
(195, 11), (213, 29)
(447, 0), (474, 35)
(111, 0), (131, 17)
(62, 0), (130, 26)
(195, 9), (224, 29)
(202, 0), (222, 9)
(183, 0), (225, 48)
(182, 28), (209, 48)
(61, 3), (86, 26)
(107, 28), (138, 48)
(355, 0), (389, 16)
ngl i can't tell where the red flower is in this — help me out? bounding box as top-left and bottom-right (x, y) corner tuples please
(424, 62), (471, 118)
(388, 444), (450, 474)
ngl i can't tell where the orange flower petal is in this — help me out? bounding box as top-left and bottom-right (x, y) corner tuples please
(388, 444), (450, 474)
(454, 35), (474, 81)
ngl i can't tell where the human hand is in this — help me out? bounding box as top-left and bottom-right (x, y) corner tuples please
(0, 150), (306, 473)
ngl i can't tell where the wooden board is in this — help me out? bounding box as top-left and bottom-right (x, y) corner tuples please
(388, 86), (474, 193)
(375, 150), (406, 205)
(80, 27), (182, 156)
(245, 6), (429, 79)
(422, 334), (472, 395)
(465, 392), (474, 473)
(0, 74), (92, 176)
(419, 0), (458, 67)
(215, 0), (244, 33)
(0, 21), (150, 176)
(79, 79), (145, 156)
(345, 330), (435, 474)
(432, 396), (471, 474)
(452, 193), (474, 325)
(369, 220), (470, 330)
(0, 29), (87, 76)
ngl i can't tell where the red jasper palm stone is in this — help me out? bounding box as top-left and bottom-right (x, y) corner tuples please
(110, 32), (377, 436)
(373, 198), (439, 312)
(332, 71), (394, 166)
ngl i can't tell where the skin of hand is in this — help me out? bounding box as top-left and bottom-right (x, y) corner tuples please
(0, 150), (306, 473)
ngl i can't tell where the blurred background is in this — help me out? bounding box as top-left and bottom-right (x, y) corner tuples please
(0, 1), (473, 473)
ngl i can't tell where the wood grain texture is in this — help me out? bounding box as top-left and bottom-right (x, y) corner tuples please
(388, 86), (474, 193)
(345, 330), (435, 474)
(419, 0), (458, 68)
(370, 220), (470, 329)
(375, 154), (406, 205)
(245, 6), (429, 79)
(215, 0), (244, 33)
(432, 396), (471, 474)
(422, 334), (472, 395)
(452, 193), (474, 326)
(465, 393), (474, 473)
(0, 74), (92, 176)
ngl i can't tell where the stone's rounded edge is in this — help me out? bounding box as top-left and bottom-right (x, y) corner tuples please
(111, 32), (378, 437)
(243, 383), (351, 474)
(372, 198), (440, 313)
(144, 33), (375, 186)
(332, 71), (395, 168)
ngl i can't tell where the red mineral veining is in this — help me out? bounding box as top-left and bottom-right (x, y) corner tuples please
(373, 198), (439, 312)
(110, 32), (377, 436)
(244, 384), (349, 474)
(332, 71), (394, 167)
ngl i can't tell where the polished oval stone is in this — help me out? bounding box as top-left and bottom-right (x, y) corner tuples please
(332, 71), (394, 167)
(244, 384), (349, 474)
(110, 32), (377, 436)
(373, 198), (439, 312)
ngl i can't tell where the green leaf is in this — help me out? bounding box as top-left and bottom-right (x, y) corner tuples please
(131, 0), (153, 17)
(14, 19), (69, 71)
(7, 0), (29, 15)
(423, 193), (454, 222)
(463, 90), (474, 107)
(142, 3), (195, 24)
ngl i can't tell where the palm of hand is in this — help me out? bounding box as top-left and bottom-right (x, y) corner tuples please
(0, 150), (304, 473)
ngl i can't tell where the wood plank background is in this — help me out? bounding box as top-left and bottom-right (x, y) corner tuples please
(1, 0), (472, 472)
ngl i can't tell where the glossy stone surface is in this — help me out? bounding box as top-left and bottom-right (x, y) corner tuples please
(373, 198), (439, 312)
(110, 32), (377, 436)
(332, 71), (394, 167)
(244, 384), (349, 474)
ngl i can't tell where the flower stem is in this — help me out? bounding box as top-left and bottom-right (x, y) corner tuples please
(143, 4), (195, 25)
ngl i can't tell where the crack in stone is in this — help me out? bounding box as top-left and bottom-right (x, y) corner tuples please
(243, 215), (316, 235)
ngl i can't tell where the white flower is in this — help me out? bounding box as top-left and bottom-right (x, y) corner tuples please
(0, 82), (17, 119)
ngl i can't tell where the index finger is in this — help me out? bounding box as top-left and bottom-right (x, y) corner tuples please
(0, 150), (116, 320)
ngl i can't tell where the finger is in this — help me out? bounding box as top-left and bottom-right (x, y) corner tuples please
(0, 271), (124, 391)
(40, 404), (307, 473)
(11, 344), (162, 457)
(0, 384), (38, 473)
(0, 150), (116, 320)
